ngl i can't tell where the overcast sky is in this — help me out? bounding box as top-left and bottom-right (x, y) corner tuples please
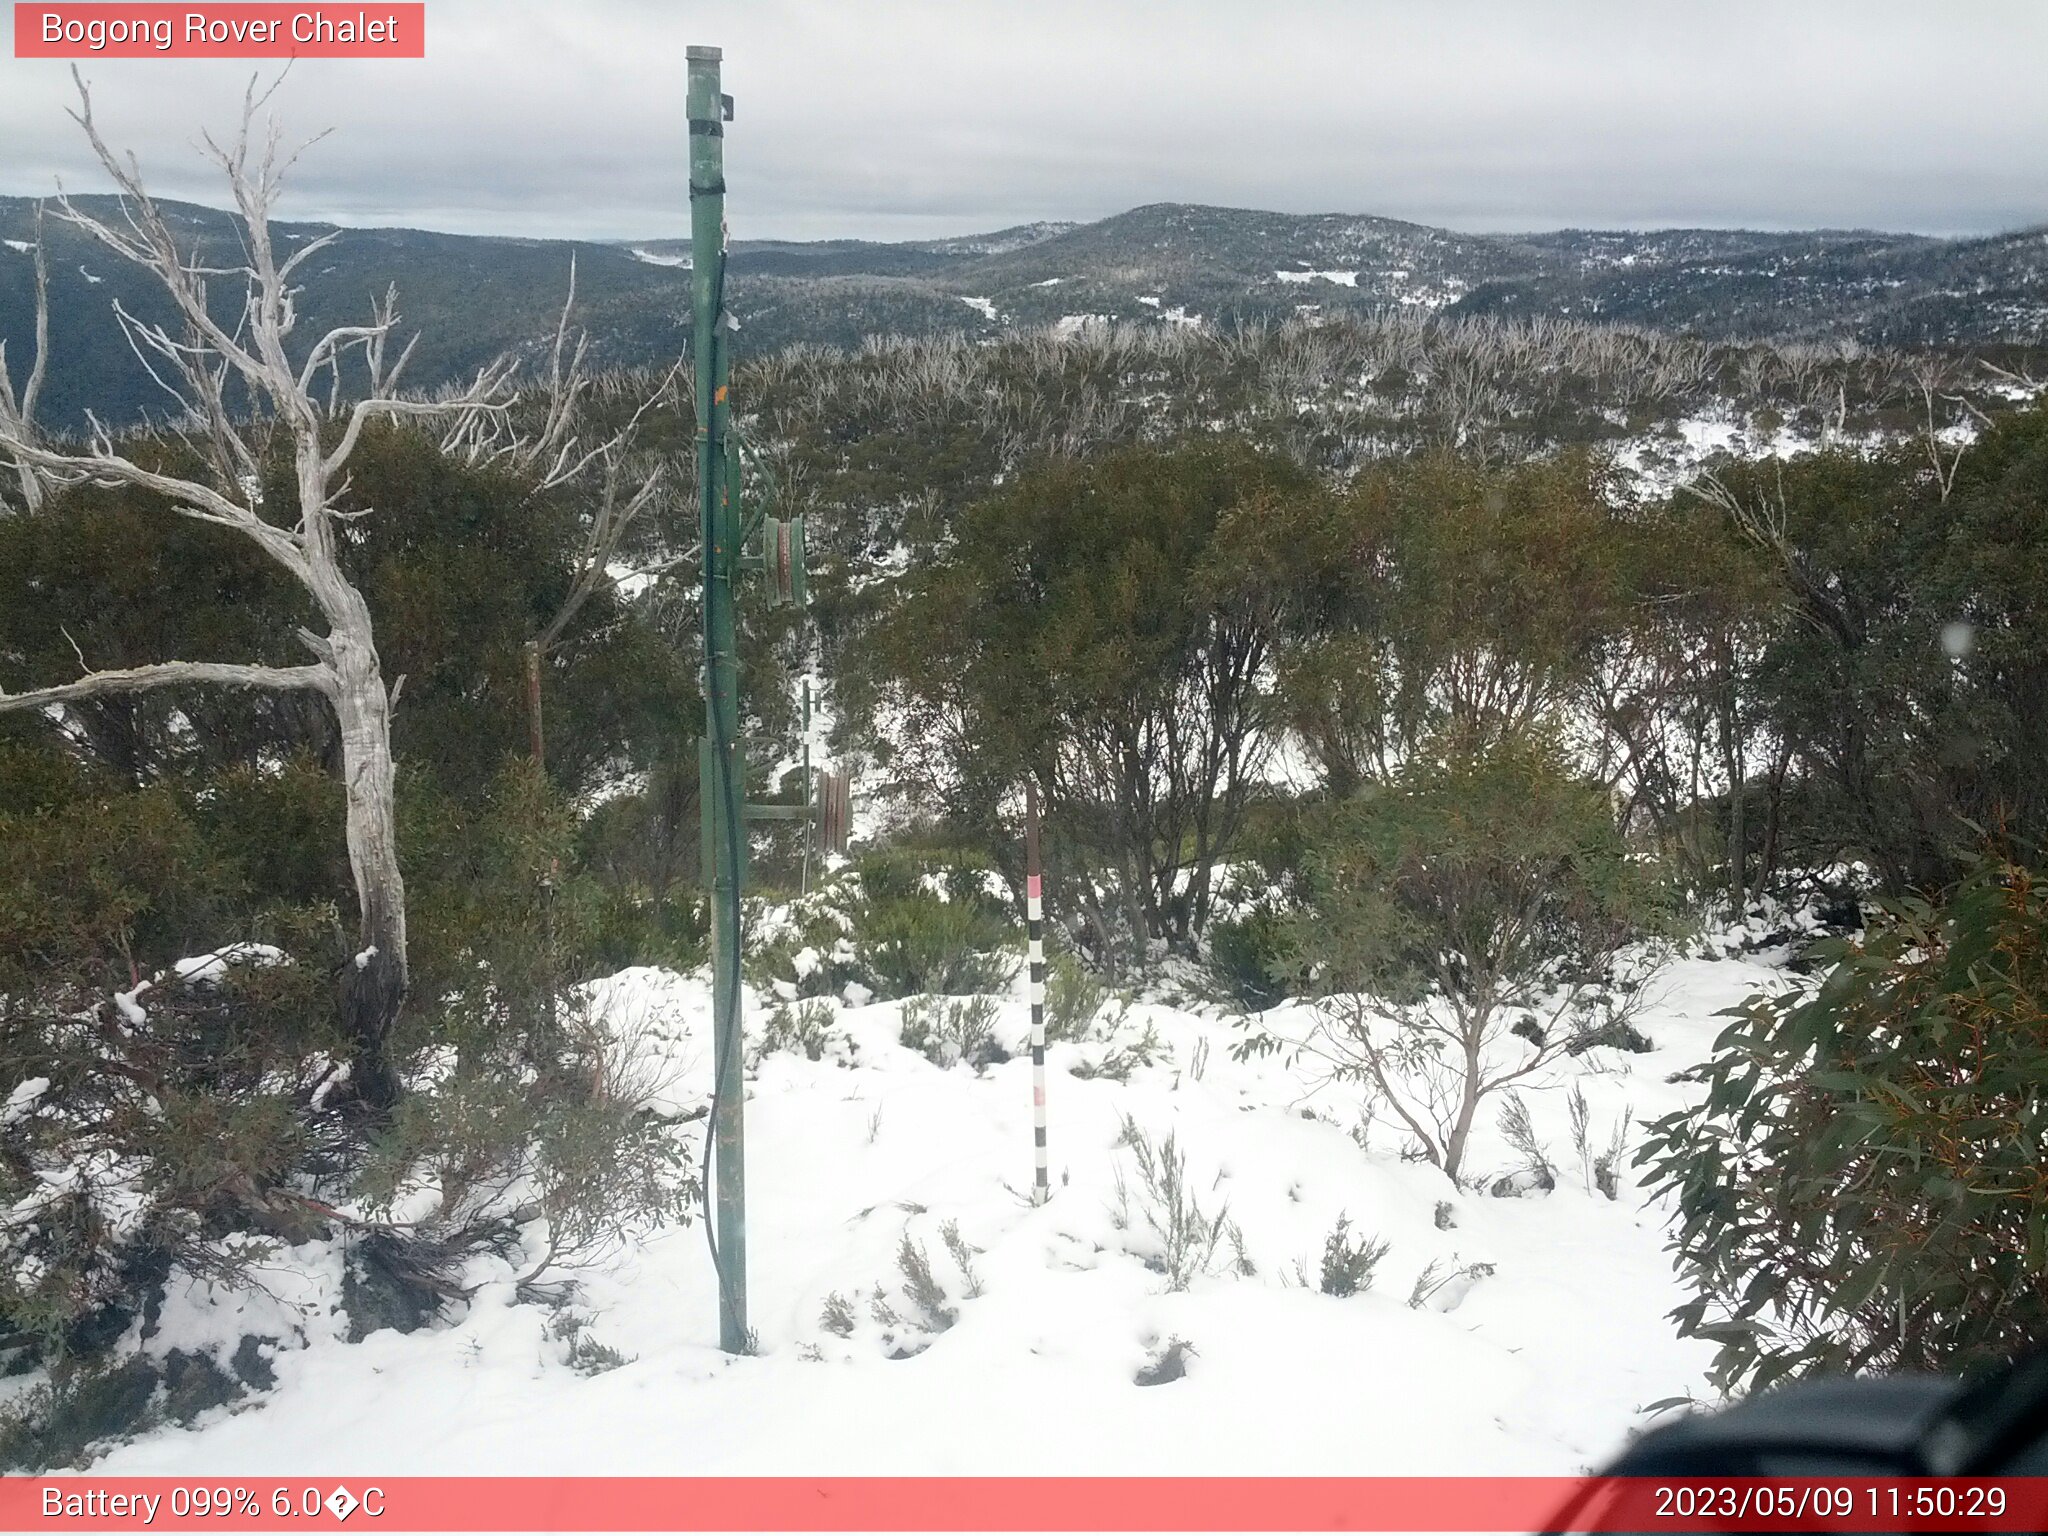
(2, 1), (2044, 243)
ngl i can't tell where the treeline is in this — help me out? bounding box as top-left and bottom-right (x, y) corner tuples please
(850, 405), (2048, 961)
(729, 316), (2034, 533)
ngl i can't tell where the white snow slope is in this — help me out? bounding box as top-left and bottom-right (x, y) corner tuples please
(77, 949), (1790, 1478)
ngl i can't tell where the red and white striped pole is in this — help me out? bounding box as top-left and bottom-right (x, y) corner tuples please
(1025, 779), (1049, 1205)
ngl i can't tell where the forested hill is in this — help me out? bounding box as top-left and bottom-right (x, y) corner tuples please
(3, 194), (2044, 430)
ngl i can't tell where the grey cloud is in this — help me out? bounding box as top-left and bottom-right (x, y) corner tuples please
(1, 0), (2042, 241)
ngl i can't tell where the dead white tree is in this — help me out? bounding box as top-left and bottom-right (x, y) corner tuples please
(0, 201), (51, 512)
(0, 73), (515, 1109)
(1911, 356), (1973, 503)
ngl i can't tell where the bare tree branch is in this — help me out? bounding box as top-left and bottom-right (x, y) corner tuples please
(0, 71), (516, 1110)
(0, 659), (333, 713)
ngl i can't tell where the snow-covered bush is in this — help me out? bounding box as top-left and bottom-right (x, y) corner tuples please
(851, 857), (1017, 1001)
(753, 999), (845, 1064)
(820, 1221), (984, 1362)
(0, 956), (341, 1364)
(1042, 947), (1113, 1042)
(1317, 1214), (1390, 1297)
(899, 995), (1005, 1071)
(1134, 1334), (1196, 1385)
(1245, 731), (1675, 1184)
(1567, 1083), (1632, 1200)
(1070, 1015), (1163, 1083)
(1407, 1256), (1496, 1312)
(1111, 1114), (1245, 1291)
(355, 987), (699, 1296)
(0, 755), (702, 1468)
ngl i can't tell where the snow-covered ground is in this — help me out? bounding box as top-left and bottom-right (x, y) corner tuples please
(69, 943), (1798, 1478)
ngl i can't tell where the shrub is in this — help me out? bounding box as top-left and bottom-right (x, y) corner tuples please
(1246, 731), (1673, 1183)
(1207, 901), (1291, 1009)
(899, 994), (1006, 1071)
(1071, 1017), (1163, 1083)
(546, 1310), (634, 1376)
(858, 891), (1016, 999)
(895, 1233), (957, 1334)
(0, 771), (239, 992)
(1568, 1083), (1632, 1201)
(742, 888), (858, 1000)
(940, 1219), (985, 1299)
(1042, 947), (1111, 1043)
(848, 851), (1017, 1001)
(1491, 1091), (1558, 1198)
(1111, 1114), (1241, 1292)
(1407, 1256), (1496, 1311)
(1318, 1214), (1391, 1297)
(1639, 857), (2048, 1394)
(356, 989), (700, 1294)
(1134, 1335), (1196, 1386)
(0, 956), (345, 1365)
(754, 999), (845, 1065)
(819, 1292), (857, 1337)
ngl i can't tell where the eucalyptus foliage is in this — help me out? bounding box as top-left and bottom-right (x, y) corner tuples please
(1639, 858), (2048, 1393)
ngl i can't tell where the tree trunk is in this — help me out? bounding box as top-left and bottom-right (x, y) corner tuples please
(1443, 1020), (1486, 1184)
(330, 619), (408, 1111)
(1760, 744), (1792, 898)
(1715, 634), (1747, 918)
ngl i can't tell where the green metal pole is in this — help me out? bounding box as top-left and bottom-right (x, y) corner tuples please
(688, 42), (747, 1355)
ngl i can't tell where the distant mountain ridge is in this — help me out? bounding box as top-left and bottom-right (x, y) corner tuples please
(3, 196), (2042, 430)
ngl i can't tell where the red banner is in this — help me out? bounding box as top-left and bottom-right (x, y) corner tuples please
(5, 1477), (2048, 1532)
(13, 4), (425, 58)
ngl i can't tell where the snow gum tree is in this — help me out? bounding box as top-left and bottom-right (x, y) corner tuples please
(0, 76), (514, 1108)
(871, 439), (1346, 967)
(1247, 731), (1674, 1184)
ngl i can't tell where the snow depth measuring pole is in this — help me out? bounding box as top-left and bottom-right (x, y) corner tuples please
(1025, 782), (1049, 1204)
